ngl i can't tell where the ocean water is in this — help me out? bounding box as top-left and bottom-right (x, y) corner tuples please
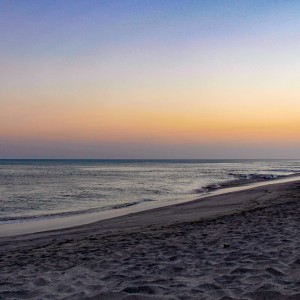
(0, 159), (300, 224)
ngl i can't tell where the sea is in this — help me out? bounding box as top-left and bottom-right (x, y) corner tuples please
(1, 159), (300, 225)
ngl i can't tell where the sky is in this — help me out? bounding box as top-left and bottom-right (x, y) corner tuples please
(1, 0), (300, 158)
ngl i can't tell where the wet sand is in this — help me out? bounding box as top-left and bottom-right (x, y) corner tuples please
(0, 181), (300, 299)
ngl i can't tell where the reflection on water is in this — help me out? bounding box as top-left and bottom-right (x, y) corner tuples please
(0, 159), (299, 224)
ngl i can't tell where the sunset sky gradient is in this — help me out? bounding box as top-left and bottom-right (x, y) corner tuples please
(1, 0), (300, 158)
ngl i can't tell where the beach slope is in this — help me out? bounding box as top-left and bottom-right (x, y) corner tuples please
(0, 181), (300, 299)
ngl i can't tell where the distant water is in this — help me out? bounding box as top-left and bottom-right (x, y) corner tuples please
(1, 159), (300, 224)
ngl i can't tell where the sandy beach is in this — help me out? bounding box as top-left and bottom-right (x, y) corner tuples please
(0, 180), (300, 299)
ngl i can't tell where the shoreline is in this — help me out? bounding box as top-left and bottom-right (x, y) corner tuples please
(1, 174), (300, 238)
(0, 179), (300, 299)
(1, 177), (299, 242)
(0, 180), (299, 299)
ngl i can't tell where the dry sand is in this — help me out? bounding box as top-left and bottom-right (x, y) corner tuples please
(0, 181), (300, 299)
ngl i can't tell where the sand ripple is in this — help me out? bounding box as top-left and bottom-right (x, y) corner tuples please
(1, 189), (300, 299)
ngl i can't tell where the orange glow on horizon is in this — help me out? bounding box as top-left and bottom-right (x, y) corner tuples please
(1, 102), (300, 145)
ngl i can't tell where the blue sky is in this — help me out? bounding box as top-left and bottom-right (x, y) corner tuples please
(1, 0), (300, 158)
